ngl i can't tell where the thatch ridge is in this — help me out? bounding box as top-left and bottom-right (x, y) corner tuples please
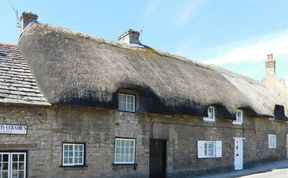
(18, 23), (286, 118)
(24, 23), (209, 69)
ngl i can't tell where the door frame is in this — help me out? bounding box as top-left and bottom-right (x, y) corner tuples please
(0, 150), (28, 178)
(233, 137), (245, 170)
(286, 134), (288, 159)
(149, 139), (167, 178)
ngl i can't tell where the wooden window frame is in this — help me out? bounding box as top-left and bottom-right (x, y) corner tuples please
(118, 93), (136, 113)
(268, 134), (277, 149)
(233, 109), (243, 125)
(62, 143), (85, 167)
(197, 140), (222, 158)
(203, 106), (215, 122)
(114, 138), (136, 164)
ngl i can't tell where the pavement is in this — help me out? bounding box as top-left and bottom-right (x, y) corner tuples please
(198, 159), (288, 178)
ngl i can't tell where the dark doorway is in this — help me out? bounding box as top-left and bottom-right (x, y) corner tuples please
(149, 139), (167, 178)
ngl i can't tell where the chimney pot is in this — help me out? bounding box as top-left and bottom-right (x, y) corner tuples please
(265, 53), (276, 77)
(118, 29), (141, 46)
(20, 12), (38, 31)
(267, 53), (273, 61)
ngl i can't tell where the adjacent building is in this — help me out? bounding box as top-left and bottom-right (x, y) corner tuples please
(0, 12), (287, 178)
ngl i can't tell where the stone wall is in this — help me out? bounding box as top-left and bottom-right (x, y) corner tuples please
(0, 104), (287, 178)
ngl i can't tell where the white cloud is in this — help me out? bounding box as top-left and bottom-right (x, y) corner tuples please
(204, 31), (288, 65)
(176, 0), (203, 27)
(144, 0), (161, 21)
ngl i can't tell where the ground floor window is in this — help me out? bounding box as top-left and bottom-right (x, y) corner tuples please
(114, 138), (136, 164)
(268, 134), (277, 148)
(62, 143), (85, 166)
(0, 152), (26, 178)
(197, 140), (222, 158)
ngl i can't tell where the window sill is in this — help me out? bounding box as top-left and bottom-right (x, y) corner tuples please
(112, 163), (137, 170)
(203, 117), (215, 122)
(60, 165), (88, 168)
(198, 157), (220, 159)
(232, 121), (243, 125)
(112, 163), (137, 166)
(118, 110), (136, 113)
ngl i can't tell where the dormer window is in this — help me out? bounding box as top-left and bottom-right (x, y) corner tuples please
(203, 106), (215, 122)
(233, 110), (243, 125)
(118, 93), (135, 112)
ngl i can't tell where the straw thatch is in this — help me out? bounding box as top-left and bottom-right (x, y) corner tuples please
(18, 23), (287, 118)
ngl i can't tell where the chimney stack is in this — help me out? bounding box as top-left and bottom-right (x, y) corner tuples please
(20, 12), (38, 31)
(265, 53), (275, 77)
(118, 29), (142, 46)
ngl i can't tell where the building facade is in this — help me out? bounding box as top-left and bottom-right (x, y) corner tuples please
(0, 13), (287, 178)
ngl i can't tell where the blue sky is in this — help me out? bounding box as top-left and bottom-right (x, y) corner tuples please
(1, 0), (287, 81)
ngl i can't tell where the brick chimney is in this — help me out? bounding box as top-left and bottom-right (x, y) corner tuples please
(118, 29), (141, 45)
(20, 12), (38, 31)
(265, 53), (275, 77)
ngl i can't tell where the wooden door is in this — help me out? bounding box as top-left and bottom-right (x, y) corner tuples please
(149, 139), (166, 178)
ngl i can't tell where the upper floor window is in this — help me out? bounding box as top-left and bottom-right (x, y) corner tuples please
(268, 134), (277, 149)
(233, 110), (243, 125)
(62, 143), (85, 166)
(203, 106), (215, 122)
(118, 94), (135, 112)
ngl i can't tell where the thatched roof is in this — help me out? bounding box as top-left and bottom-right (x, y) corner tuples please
(0, 42), (49, 106)
(18, 23), (287, 118)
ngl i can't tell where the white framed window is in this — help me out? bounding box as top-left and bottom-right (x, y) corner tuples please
(114, 138), (136, 164)
(62, 143), (85, 166)
(268, 134), (277, 148)
(197, 140), (222, 158)
(233, 110), (243, 125)
(0, 152), (26, 178)
(203, 106), (215, 122)
(118, 94), (136, 112)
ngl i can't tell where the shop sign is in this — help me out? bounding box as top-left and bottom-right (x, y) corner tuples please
(0, 124), (27, 135)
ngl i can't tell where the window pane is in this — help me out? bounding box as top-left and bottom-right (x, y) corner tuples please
(19, 163), (25, 170)
(116, 140), (120, 146)
(125, 140), (130, 147)
(18, 171), (24, 178)
(12, 171), (17, 178)
(12, 163), (18, 170)
(2, 171), (8, 178)
(3, 155), (8, 162)
(3, 163), (8, 170)
(116, 147), (120, 154)
(19, 154), (24, 162)
(120, 140), (125, 147)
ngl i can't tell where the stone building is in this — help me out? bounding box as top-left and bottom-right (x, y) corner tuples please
(0, 12), (287, 178)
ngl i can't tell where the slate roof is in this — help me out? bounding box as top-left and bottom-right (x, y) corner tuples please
(0, 42), (49, 105)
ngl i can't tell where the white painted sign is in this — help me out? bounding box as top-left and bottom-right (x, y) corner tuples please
(0, 124), (27, 135)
